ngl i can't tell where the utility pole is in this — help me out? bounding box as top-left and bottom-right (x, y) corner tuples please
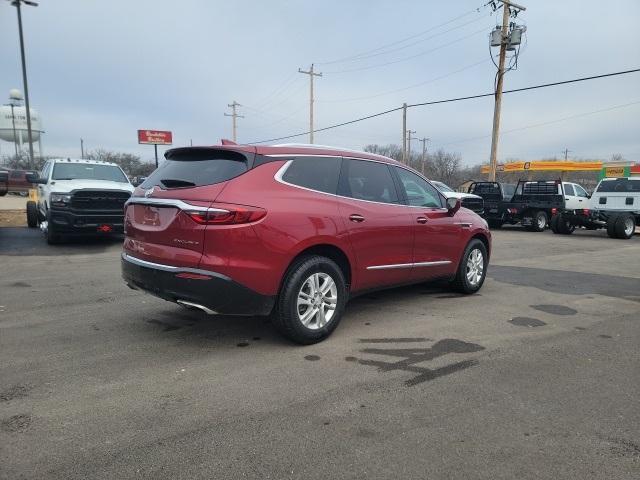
(562, 148), (571, 160)
(80, 138), (84, 159)
(406, 130), (417, 166)
(419, 137), (430, 175)
(298, 64), (322, 143)
(224, 100), (244, 142)
(9, 0), (38, 169)
(488, 0), (526, 181)
(402, 103), (408, 163)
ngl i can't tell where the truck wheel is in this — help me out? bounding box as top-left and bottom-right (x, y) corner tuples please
(614, 213), (635, 239)
(26, 201), (39, 228)
(532, 211), (548, 232)
(557, 214), (575, 235)
(272, 255), (347, 344)
(606, 215), (619, 238)
(45, 212), (63, 245)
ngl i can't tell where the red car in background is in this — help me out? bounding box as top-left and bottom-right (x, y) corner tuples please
(7, 169), (38, 195)
(122, 143), (491, 344)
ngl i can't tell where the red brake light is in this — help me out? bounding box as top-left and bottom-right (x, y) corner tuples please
(551, 208), (557, 215)
(581, 209), (590, 216)
(185, 205), (266, 225)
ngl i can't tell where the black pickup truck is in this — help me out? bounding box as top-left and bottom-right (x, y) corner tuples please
(469, 180), (566, 231)
(0, 170), (8, 197)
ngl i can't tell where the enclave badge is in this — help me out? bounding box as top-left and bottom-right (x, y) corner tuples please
(144, 187), (154, 198)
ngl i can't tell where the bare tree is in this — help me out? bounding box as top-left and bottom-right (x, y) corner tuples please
(86, 149), (155, 177)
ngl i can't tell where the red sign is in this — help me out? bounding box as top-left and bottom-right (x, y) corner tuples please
(138, 130), (173, 145)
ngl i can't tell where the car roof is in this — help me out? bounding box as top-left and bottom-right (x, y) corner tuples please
(166, 143), (403, 166)
(50, 158), (119, 167)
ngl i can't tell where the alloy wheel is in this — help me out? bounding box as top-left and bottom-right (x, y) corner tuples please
(466, 248), (484, 287)
(296, 272), (338, 330)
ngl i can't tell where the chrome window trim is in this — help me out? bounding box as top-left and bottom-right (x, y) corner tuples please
(273, 157), (449, 211)
(124, 197), (227, 213)
(122, 253), (232, 281)
(367, 260), (452, 270)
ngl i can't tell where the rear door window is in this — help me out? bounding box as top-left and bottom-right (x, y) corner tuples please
(563, 184), (575, 196)
(281, 156), (341, 194)
(141, 149), (249, 189)
(338, 159), (399, 204)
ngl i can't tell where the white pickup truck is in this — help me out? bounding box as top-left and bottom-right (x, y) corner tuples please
(26, 158), (134, 244)
(551, 177), (639, 239)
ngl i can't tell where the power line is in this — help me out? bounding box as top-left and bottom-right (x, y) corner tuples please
(318, 59), (488, 103)
(245, 67), (640, 145)
(324, 28), (487, 74)
(317, 5), (487, 65)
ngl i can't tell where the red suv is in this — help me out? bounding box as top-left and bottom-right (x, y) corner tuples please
(122, 143), (491, 343)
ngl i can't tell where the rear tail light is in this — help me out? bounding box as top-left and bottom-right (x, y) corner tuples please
(185, 205), (266, 225)
(581, 209), (590, 216)
(551, 208), (557, 215)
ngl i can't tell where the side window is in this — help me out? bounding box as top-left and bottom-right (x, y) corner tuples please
(574, 184), (589, 197)
(338, 159), (399, 204)
(395, 168), (443, 208)
(281, 156), (341, 194)
(563, 184), (575, 196)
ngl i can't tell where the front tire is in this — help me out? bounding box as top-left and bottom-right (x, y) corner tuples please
(451, 239), (488, 294)
(273, 255), (347, 344)
(45, 211), (63, 245)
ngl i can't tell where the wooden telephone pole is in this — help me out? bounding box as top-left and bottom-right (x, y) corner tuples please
(298, 64), (323, 143)
(407, 130), (416, 165)
(488, 0), (526, 181)
(419, 137), (430, 175)
(224, 100), (244, 142)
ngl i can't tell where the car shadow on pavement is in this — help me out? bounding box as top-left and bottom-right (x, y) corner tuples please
(0, 227), (123, 256)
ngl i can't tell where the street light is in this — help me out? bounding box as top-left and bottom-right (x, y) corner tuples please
(7, 0), (38, 169)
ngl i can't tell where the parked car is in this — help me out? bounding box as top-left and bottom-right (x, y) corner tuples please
(469, 180), (588, 231)
(7, 169), (38, 196)
(551, 177), (639, 239)
(122, 143), (491, 344)
(431, 180), (484, 215)
(0, 169), (8, 197)
(27, 158), (134, 243)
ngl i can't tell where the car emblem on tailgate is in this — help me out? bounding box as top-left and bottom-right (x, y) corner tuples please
(144, 187), (154, 198)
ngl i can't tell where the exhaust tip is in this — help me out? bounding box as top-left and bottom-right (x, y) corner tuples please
(177, 300), (218, 315)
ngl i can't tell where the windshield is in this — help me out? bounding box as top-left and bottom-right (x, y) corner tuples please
(596, 178), (640, 193)
(52, 163), (129, 183)
(433, 181), (454, 192)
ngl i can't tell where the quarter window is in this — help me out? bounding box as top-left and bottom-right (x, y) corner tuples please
(338, 159), (399, 204)
(281, 156), (341, 194)
(395, 168), (443, 208)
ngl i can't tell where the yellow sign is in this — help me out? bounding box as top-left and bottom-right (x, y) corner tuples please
(604, 167), (625, 177)
(481, 161), (604, 174)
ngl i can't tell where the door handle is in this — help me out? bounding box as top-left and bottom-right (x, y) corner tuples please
(349, 214), (365, 223)
(416, 216), (428, 224)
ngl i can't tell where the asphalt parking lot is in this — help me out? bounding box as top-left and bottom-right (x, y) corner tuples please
(1, 226), (639, 479)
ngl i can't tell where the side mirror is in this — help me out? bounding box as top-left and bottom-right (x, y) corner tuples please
(26, 173), (46, 184)
(446, 197), (461, 215)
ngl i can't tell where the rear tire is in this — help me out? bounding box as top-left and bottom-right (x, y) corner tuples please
(26, 201), (38, 228)
(556, 214), (575, 235)
(606, 215), (619, 238)
(614, 213), (635, 239)
(272, 255), (347, 344)
(531, 210), (548, 232)
(451, 239), (488, 294)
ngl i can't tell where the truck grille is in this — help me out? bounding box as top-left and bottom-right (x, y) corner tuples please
(461, 197), (484, 214)
(71, 190), (131, 211)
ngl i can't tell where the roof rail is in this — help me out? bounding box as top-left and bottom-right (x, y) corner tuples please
(271, 143), (390, 159)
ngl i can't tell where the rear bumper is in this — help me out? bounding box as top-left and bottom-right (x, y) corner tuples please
(49, 208), (124, 234)
(121, 253), (276, 316)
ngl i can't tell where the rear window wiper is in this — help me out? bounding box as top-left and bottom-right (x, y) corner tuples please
(159, 179), (196, 188)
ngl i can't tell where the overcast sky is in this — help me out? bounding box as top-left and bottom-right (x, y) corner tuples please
(1, 0), (639, 166)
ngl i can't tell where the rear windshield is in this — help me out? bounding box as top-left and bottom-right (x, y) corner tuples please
(596, 179), (640, 193)
(141, 150), (248, 189)
(52, 163), (129, 183)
